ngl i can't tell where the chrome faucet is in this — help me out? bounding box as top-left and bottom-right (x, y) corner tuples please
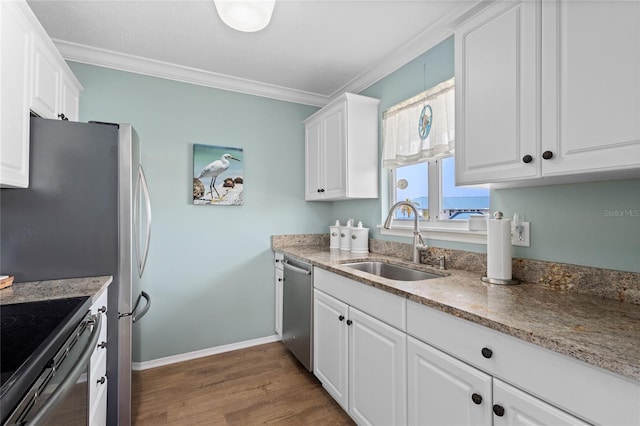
(383, 201), (426, 263)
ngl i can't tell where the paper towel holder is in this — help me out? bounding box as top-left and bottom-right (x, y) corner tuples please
(481, 276), (519, 285)
(481, 211), (520, 285)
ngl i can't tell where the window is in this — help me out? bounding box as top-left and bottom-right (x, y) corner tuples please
(382, 77), (490, 241)
(389, 156), (489, 224)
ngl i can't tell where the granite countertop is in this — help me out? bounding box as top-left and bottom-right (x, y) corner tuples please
(0, 276), (112, 306)
(275, 245), (640, 382)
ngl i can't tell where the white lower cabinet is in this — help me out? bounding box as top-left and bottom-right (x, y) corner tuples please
(313, 285), (407, 426)
(88, 290), (108, 426)
(407, 300), (640, 426)
(408, 336), (492, 425)
(408, 336), (589, 426)
(312, 267), (640, 426)
(492, 379), (588, 426)
(348, 307), (406, 426)
(274, 252), (284, 337)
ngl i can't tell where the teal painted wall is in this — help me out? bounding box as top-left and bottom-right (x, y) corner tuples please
(69, 63), (324, 362)
(330, 36), (640, 273)
(70, 34), (639, 362)
(329, 37), (457, 245)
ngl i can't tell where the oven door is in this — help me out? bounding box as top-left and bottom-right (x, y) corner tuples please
(3, 312), (102, 426)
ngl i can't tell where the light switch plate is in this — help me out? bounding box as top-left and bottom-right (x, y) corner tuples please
(511, 222), (530, 247)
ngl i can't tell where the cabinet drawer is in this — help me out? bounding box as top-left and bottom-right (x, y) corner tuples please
(314, 267), (406, 331)
(407, 300), (640, 425)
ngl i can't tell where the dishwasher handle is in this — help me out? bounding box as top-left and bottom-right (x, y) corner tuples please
(282, 259), (311, 275)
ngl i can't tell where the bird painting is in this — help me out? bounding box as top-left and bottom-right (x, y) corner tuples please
(197, 153), (241, 199)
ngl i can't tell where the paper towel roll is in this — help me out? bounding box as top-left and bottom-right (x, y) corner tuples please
(486, 218), (512, 280)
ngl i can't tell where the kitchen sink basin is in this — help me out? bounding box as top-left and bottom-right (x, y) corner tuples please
(341, 261), (442, 281)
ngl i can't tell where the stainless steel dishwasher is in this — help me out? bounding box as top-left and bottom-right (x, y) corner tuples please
(282, 255), (313, 371)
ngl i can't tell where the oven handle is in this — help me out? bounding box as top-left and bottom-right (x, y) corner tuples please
(27, 313), (102, 425)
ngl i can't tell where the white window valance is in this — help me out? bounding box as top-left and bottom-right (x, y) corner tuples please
(382, 77), (455, 168)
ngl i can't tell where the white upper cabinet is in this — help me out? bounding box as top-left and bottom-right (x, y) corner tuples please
(0, 1), (33, 188)
(304, 93), (380, 201)
(456, 0), (640, 186)
(455, 0), (540, 185)
(541, 0), (640, 176)
(0, 0), (82, 188)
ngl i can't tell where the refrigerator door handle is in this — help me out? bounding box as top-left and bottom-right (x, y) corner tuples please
(134, 165), (152, 278)
(119, 291), (151, 323)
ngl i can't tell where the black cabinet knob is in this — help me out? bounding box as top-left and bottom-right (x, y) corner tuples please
(493, 404), (505, 417)
(98, 341), (107, 349)
(481, 347), (493, 359)
(542, 150), (553, 160)
(471, 393), (483, 405)
(97, 376), (107, 385)
(98, 306), (107, 314)
(338, 315), (345, 321)
(320, 188), (325, 192)
(277, 278), (283, 282)
(317, 189), (321, 192)
(522, 155), (533, 163)
(58, 113), (68, 121)
(346, 319), (353, 326)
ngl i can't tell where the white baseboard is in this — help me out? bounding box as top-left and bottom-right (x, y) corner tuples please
(131, 334), (281, 371)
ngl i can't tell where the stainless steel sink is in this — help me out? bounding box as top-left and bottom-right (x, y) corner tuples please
(342, 261), (442, 281)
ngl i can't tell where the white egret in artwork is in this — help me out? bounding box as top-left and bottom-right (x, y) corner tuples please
(198, 153), (240, 198)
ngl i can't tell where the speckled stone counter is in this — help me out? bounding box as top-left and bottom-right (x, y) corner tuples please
(0, 276), (112, 305)
(272, 242), (640, 382)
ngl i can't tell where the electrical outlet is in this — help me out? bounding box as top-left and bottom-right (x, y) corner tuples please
(511, 222), (530, 247)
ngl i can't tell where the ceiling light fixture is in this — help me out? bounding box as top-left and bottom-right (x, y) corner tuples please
(214, 0), (276, 33)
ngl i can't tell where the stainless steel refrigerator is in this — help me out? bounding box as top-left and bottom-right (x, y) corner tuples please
(0, 117), (152, 426)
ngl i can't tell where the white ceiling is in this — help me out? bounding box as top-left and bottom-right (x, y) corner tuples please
(27, 0), (484, 106)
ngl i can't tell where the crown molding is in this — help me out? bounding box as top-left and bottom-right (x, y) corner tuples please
(331, 1), (490, 101)
(54, 39), (330, 107)
(54, 1), (488, 108)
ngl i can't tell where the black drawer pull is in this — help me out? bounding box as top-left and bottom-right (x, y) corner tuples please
(481, 347), (493, 359)
(338, 315), (345, 321)
(471, 393), (482, 405)
(493, 404), (505, 417)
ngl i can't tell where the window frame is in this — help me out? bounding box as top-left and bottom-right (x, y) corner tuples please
(380, 156), (489, 245)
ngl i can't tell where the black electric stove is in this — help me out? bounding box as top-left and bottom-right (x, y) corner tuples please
(0, 296), (91, 423)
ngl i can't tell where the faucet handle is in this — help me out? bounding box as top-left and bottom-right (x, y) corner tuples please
(438, 256), (446, 270)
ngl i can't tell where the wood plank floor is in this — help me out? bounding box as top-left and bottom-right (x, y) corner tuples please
(132, 342), (354, 425)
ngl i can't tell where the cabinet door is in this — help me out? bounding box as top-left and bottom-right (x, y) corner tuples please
(492, 379), (589, 426)
(321, 102), (347, 199)
(455, 0), (540, 185)
(60, 72), (80, 121)
(408, 337), (492, 426)
(305, 117), (323, 200)
(89, 291), (108, 426)
(31, 36), (60, 119)
(274, 267), (283, 336)
(313, 289), (349, 410)
(0, 1), (32, 188)
(349, 307), (406, 426)
(541, 0), (640, 176)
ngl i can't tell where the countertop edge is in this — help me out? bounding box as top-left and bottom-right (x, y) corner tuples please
(0, 275), (113, 305)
